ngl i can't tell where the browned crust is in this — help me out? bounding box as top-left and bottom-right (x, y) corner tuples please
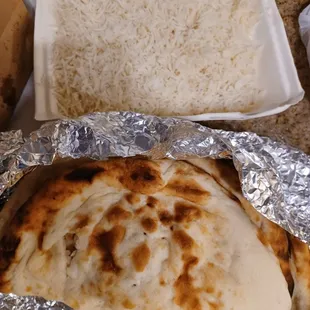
(119, 159), (164, 195)
(172, 230), (195, 251)
(90, 225), (126, 275)
(106, 206), (132, 224)
(0, 158), (165, 289)
(131, 243), (151, 272)
(140, 217), (158, 233)
(1, 158), (164, 234)
(0, 157), (308, 308)
(163, 178), (210, 204)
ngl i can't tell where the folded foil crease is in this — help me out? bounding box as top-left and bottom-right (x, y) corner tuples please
(0, 111), (310, 309)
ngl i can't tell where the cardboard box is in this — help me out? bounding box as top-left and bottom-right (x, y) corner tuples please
(0, 0), (33, 130)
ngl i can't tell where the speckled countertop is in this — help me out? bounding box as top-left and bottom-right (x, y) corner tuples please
(206, 0), (310, 154)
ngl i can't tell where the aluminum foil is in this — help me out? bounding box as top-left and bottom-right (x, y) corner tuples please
(1, 111), (310, 309)
(0, 293), (72, 310)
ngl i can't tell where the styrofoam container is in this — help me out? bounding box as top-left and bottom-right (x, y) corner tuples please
(33, 0), (304, 121)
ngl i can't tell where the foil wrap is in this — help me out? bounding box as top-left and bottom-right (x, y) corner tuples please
(0, 293), (72, 310)
(0, 111), (310, 309)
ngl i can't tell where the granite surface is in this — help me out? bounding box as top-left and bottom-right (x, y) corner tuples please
(206, 0), (310, 154)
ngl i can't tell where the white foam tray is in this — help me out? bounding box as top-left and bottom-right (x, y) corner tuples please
(33, 0), (304, 121)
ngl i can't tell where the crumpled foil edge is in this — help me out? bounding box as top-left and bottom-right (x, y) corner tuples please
(0, 293), (72, 310)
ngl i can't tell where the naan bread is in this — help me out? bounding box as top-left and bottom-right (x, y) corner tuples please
(0, 158), (308, 310)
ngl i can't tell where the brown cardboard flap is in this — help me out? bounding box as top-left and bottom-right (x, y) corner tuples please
(0, 1), (33, 130)
(0, 0), (20, 31)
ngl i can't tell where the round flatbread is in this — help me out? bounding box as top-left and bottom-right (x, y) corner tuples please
(0, 158), (308, 310)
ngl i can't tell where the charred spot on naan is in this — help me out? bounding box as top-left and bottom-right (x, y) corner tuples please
(157, 202), (202, 227)
(12, 201), (31, 227)
(64, 166), (105, 183)
(70, 214), (91, 232)
(141, 217), (158, 233)
(174, 202), (202, 223)
(106, 205), (132, 224)
(172, 229), (201, 309)
(43, 182), (80, 203)
(130, 169), (155, 182)
(122, 298), (136, 309)
(125, 193), (141, 204)
(163, 178), (210, 204)
(173, 230), (195, 251)
(90, 225), (126, 275)
(120, 159), (164, 195)
(158, 210), (174, 226)
(75, 214), (90, 229)
(134, 207), (147, 216)
(38, 210), (63, 251)
(174, 255), (201, 310)
(131, 243), (151, 272)
(146, 196), (159, 209)
(213, 159), (241, 193)
(8, 172), (92, 236)
(192, 158), (241, 202)
(19, 203), (58, 235)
